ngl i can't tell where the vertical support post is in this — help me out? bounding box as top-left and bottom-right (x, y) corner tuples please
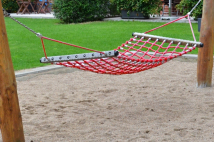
(0, 1), (25, 142)
(197, 0), (214, 87)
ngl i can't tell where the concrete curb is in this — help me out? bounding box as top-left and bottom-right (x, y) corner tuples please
(179, 54), (198, 59)
(15, 65), (63, 78)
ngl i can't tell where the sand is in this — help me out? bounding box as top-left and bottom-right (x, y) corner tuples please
(1, 59), (214, 142)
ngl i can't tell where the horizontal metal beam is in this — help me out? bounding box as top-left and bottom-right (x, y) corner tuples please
(40, 50), (119, 63)
(132, 33), (203, 48)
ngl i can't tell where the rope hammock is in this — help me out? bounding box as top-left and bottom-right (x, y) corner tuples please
(39, 14), (203, 75)
(40, 32), (202, 75)
(4, 0), (203, 75)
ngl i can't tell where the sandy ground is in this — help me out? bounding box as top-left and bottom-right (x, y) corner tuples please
(1, 59), (214, 142)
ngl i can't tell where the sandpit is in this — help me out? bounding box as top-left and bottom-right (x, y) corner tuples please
(1, 59), (214, 142)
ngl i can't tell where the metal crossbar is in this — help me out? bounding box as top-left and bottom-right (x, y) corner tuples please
(40, 50), (119, 63)
(132, 33), (203, 48)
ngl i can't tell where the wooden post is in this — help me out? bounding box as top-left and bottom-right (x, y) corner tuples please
(197, 0), (214, 87)
(0, 1), (25, 142)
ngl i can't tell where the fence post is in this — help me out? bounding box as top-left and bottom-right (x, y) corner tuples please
(197, 0), (214, 87)
(0, 2), (25, 142)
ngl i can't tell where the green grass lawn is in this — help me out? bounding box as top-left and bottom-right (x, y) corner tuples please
(4, 17), (201, 70)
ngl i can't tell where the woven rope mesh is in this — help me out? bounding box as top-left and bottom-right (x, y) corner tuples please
(56, 36), (196, 75)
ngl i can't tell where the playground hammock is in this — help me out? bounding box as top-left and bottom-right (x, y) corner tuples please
(39, 16), (203, 75)
(5, 0), (203, 75)
(39, 30), (203, 75)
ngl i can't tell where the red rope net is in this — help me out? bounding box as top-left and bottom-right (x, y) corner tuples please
(40, 14), (202, 75)
(50, 36), (196, 75)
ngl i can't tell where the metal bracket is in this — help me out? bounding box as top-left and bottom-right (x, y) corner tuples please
(36, 33), (43, 38)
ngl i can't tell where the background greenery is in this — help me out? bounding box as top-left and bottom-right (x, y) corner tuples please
(4, 18), (201, 71)
(176, 0), (203, 19)
(53, 0), (109, 23)
(114, 0), (162, 17)
(1, 0), (18, 12)
(108, 0), (120, 17)
(1, 0), (204, 20)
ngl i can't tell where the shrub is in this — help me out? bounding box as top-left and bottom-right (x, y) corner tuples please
(53, 0), (109, 23)
(114, 0), (162, 17)
(1, 0), (19, 13)
(176, 0), (203, 19)
(108, 0), (120, 17)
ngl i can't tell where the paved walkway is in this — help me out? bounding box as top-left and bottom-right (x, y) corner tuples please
(10, 12), (55, 19)
(10, 13), (198, 23)
(104, 16), (198, 23)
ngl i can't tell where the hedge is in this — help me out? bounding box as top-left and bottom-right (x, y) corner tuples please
(1, 0), (18, 13)
(53, 0), (109, 23)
